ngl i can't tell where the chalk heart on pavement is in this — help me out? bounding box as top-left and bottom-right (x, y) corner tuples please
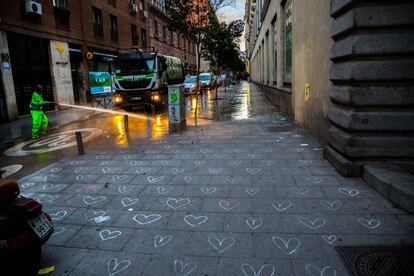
(43, 183), (62, 191)
(245, 217), (263, 230)
(184, 176), (198, 184)
(305, 264), (336, 276)
(174, 260), (196, 276)
(321, 235), (337, 245)
(172, 168), (184, 175)
(262, 160), (275, 166)
(157, 186), (173, 194)
(154, 234), (172, 248)
(290, 187), (309, 195)
(241, 264), (275, 276)
(358, 218), (381, 229)
(298, 160), (313, 166)
(200, 187), (217, 194)
(166, 198), (191, 210)
(107, 258), (131, 276)
(194, 160), (206, 166)
(208, 168), (223, 174)
(245, 187), (259, 196)
(229, 160), (242, 166)
(246, 168), (261, 175)
(272, 236), (301, 255)
(84, 210), (106, 220)
(118, 185), (131, 193)
(50, 211), (67, 221)
(219, 200), (238, 211)
(319, 200), (342, 211)
(297, 216), (326, 229)
(136, 168), (151, 174)
(121, 198), (139, 208)
(21, 182), (36, 189)
(184, 215), (208, 227)
(99, 230), (122, 241)
(306, 176), (324, 184)
(83, 195), (107, 205)
(272, 200), (292, 212)
(338, 187), (360, 197)
(225, 176), (242, 184)
(112, 175), (129, 182)
(147, 176), (164, 184)
(129, 160), (144, 166)
(133, 214), (161, 225)
(208, 234), (235, 253)
(51, 226), (65, 236)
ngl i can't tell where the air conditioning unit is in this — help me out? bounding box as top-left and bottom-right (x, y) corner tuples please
(26, 0), (42, 15)
(130, 3), (138, 14)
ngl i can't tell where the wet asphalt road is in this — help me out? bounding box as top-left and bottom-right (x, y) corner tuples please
(1, 81), (283, 179)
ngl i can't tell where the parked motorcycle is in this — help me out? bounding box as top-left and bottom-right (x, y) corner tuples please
(0, 179), (54, 275)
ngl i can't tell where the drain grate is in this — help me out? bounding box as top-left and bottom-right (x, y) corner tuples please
(336, 246), (414, 276)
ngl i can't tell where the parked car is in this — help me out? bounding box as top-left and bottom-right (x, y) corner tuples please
(183, 75), (197, 95)
(199, 73), (213, 90)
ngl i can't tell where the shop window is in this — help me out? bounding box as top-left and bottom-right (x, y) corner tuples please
(131, 24), (138, 46)
(141, 29), (147, 48)
(110, 15), (118, 42)
(92, 7), (103, 38)
(108, 0), (116, 7)
(283, 0), (292, 84)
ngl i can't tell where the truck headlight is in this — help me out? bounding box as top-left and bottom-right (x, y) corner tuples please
(151, 92), (160, 101)
(115, 95), (122, 103)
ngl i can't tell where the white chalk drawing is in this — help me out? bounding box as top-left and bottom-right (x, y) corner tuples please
(180, 154), (190, 159)
(99, 230), (122, 241)
(200, 187), (217, 195)
(21, 182), (36, 189)
(214, 154), (225, 159)
(75, 167), (83, 173)
(262, 160), (276, 166)
(194, 160), (206, 166)
(50, 211), (67, 221)
(321, 235), (336, 245)
(165, 144), (177, 149)
(338, 187), (360, 197)
(200, 148), (211, 153)
(43, 183), (63, 191)
(290, 187), (309, 195)
(208, 168), (223, 174)
(306, 176), (324, 184)
(158, 186), (174, 194)
(245, 187), (259, 196)
(184, 176), (198, 184)
(51, 226), (65, 236)
(272, 200), (293, 212)
(118, 185), (132, 193)
(245, 217), (263, 230)
(248, 154), (256, 158)
(154, 234), (172, 248)
(76, 175), (83, 181)
(133, 213), (162, 225)
(304, 264), (336, 276)
(146, 150), (159, 154)
(297, 217), (326, 229)
(107, 258), (131, 276)
(246, 168), (261, 175)
(136, 168), (151, 174)
(96, 154), (111, 160)
(0, 164), (23, 178)
(357, 218), (381, 229)
(36, 194), (59, 204)
(225, 176), (242, 184)
(319, 200), (342, 211)
(130, 160), (144, 166)
(166, 198), (191, 210)
(184, 215), (208, 227)
(50, 167), (63, 173)
(121, 198), (139, 208)
(83, 195), (107, 205)
(241, 264), (275, 276)
(174, 260), (196, 276)
(298, 160), (313, 166)
(147, 176), (165, 184)
(70, 160), (85, 165)
(218, 200), (238, 211)
(207, 234), (235, 253)
(172, 168), (185, 175)
(229, 160), (242, 166)
(265, 148), (273, 153)
(283, 168), (301, 174)
(84, 211), (110, 224)
(272, 236), (301, 255)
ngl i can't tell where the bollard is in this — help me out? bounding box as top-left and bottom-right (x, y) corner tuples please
(124, 114), (129, 133)
(75, 131), (84, 155)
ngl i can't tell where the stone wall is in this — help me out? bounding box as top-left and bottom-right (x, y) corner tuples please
(325, 0), (414, 176)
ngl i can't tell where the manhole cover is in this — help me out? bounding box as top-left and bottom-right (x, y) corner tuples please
(336, 246), (414, 276)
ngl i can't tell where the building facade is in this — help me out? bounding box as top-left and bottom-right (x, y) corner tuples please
(245, 0), (414, 176)
(0, 0), (150, 120)
(148, 0), (197, 75)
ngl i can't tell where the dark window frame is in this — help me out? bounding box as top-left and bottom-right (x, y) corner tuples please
(92, 7), (104, 39)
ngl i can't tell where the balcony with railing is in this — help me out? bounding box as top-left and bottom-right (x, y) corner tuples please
(150, 0), (166, 14)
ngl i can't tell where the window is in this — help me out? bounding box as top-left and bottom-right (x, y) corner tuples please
(177, 33), (180, 48)
(108, 0), (116, 7)
(110, 15), (118, 42)
(153, 19), (158, 38)
(92, 7), (103, 38)
(163, 25), (166, 42)
(283, 0), (292, 84)
(131, 24), (138, 46)
(141, 29), (147, 48)
(170, 28), (174, 45)
(272, 15), (277, 84)
(139, 0), (145, 10)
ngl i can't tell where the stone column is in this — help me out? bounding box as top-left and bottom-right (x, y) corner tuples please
(325, 0), (414, 176)
(49, 40), (75, 105)
(0, 30), (18, 120)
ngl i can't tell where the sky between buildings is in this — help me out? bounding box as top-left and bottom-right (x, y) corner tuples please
(217, 0), (246, 52)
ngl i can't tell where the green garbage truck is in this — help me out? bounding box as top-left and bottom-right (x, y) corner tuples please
(113, 49), (184, 110)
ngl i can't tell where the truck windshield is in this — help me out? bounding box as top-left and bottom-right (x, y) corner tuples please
(116, 59), (155, 76)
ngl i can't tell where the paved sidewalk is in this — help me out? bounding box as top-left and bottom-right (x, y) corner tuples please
(18, 83), (414, 275)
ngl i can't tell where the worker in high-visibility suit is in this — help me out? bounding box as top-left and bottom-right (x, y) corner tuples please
(30, 85), (51, 139)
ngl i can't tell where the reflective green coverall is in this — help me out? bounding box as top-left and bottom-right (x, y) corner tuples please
(30, 91), (48, 139)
